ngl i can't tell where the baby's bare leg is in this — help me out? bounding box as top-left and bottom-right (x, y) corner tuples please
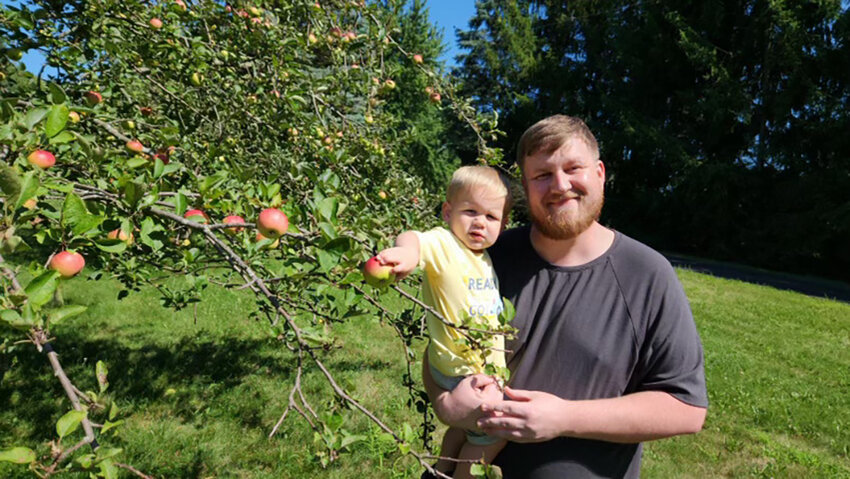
(452, 440), (506, 479)
(436, 426), (466, 474)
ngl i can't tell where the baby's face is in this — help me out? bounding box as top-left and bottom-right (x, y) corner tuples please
(442, 187), (507, 252)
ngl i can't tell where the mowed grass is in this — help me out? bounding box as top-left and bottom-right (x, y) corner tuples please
(2, 268), (849, 477)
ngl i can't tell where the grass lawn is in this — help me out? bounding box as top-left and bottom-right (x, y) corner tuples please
(2, 268), (849, 477)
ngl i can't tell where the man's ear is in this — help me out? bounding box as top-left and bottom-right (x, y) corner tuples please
(441, 201), (451, 223)
(596, 159), (606, 182)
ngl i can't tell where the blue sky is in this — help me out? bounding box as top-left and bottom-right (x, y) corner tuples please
(2, 0), (478, 72)
(425, 0), (478, 66)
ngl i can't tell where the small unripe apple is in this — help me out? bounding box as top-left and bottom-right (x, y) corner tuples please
(6, 48), (23, 61)
(50, 251), (85, 278)
(223, 215), (246, 234)
(384, 79), (396, 90)
(27, 150), (56, 168)
(125, 140), (144, 154)
(255, 231), (280, 249)
(257, 208), (289, 238)
(364, 114), (374, 124)
(123, 120), (136, 130)
(68, 111), (81, 123)
(184, 209), (209, 224)
(249, 6), (262, 16)
(425, 86), (433, 95)
(429, 92), (441, 103)
(149, 18), (163, 29)
(190, 72), (203, 86)
(378, 190), (388, 200)
(412, 54), (423, 64)
(107, 228), (134, 245)
(85, 91), (102, 107)
(362, 256), (395, 287)
(351, 63), (360, 69)
(308, 33), (318, 44)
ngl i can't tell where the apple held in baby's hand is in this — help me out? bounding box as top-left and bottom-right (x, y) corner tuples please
(362, 256), (395, 287)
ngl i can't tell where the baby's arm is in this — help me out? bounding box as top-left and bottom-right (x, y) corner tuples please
(376, 231), (420, 280)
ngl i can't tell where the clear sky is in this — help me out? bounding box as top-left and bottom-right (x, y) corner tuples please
(2, 0), (478, 72)
(423, 0), (478, 66)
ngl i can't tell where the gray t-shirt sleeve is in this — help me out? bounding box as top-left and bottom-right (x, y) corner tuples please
(618, 250), (708, 407)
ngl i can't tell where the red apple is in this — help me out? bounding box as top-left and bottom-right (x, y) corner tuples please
(139, 106), (153, 116)
(107, 228), (134, 245)
(27, 150), (55, 168)
(50, 251), (85, 278)
(429, 92), (441, 103)
(68, 111), (81, 123)
(125, 140), (144, 154)
(412, 54), (423, 64)
(362, 256), (395, 287)
(183, 209), (209, 223)
(85, 91), (102, 107)
(174, 0), (187, 11)
(223, 215), (246, 234)
(149, 18), (163, 29)
(257, 208), (289, 238)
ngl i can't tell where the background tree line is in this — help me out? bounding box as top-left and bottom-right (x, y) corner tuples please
(451, 0), (850, 282)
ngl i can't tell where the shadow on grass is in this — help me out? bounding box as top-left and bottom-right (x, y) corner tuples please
(0, 331), (295, 444)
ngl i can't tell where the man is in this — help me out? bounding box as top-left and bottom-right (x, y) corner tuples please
(423, 115), (708, 478)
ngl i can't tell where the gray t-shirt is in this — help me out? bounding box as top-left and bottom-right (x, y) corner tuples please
(488, 226), (708, 478)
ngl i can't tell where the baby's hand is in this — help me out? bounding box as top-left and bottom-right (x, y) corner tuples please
(377, 246), (417, 280)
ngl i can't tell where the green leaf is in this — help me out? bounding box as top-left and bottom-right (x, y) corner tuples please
(56, 409), (87, 438)
(100, 419), (123, 435)
(13, 170), (38, 210)
(123, 182), (145, 209)
(108, 401), (119, 421)
(339, 434), (365, 450)
(49, 83), (68, 104)
(0, 165), (22, 200)
(72, 215), (105, 236)
(48, 131), (76, 145)
(0, 309), (32, 330)
(94, 238), (127, 253)
(94, 447), (122, 463)
(316, 249), (339, 273)
(96, 360), (109, 393)
(317, 197), (339, 222)
(98, 458), (118, 479)
(0, 447), (36, 464)
(46, 304), (87, 326)
(173, 193), (188, 216)
(140, 217), (164, 251)
(75, 453), (95, 469)
(45, 104), (69, 137)
(126, 157), (148, 168)
(153, 157), (164, 179)
(61, 192), (88, 229)
(23, 107), (49, 130)
(24, 270), (60, 308)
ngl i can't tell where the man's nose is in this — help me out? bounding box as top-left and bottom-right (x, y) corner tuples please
(551, 171), (571, 192)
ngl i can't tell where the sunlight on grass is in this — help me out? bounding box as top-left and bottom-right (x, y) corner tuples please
(2, 269), (849, 477)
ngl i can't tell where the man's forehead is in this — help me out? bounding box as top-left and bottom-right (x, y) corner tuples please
(526, 140), (597, 166)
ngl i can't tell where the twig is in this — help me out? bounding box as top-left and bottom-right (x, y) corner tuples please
(115, 462), (155, 479)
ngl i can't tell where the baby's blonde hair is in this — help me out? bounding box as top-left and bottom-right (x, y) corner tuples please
(446, 165), (513, 215)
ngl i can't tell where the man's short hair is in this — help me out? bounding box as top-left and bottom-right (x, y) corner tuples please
(516, 115), (600, 170)
(447, 165), (513, 215)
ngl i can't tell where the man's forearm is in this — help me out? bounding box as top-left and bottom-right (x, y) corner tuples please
(560, 391), (706, 443)
(479, 388), (706, 444)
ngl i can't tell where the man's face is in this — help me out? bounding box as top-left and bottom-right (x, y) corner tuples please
(522, 139), (605, 240)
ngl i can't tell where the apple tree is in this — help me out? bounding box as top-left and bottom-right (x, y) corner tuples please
(1, 0), (504, 477)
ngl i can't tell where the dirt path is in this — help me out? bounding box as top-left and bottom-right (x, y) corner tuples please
(664, 253), (850, 303)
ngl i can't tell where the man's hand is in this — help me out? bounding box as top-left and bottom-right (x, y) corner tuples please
(477, 386), (568, 443)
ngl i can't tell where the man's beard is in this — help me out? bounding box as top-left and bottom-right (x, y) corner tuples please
(530, 192), (604, 240)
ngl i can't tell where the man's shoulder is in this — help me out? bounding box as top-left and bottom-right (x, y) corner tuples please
(610, 232), (674, 274)
(489, 225), (531, 257)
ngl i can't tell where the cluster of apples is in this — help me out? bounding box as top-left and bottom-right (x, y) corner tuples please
(183, 207), (289, 248)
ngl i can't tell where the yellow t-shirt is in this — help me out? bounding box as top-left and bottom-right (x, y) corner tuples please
(415, 227), (506, 377)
